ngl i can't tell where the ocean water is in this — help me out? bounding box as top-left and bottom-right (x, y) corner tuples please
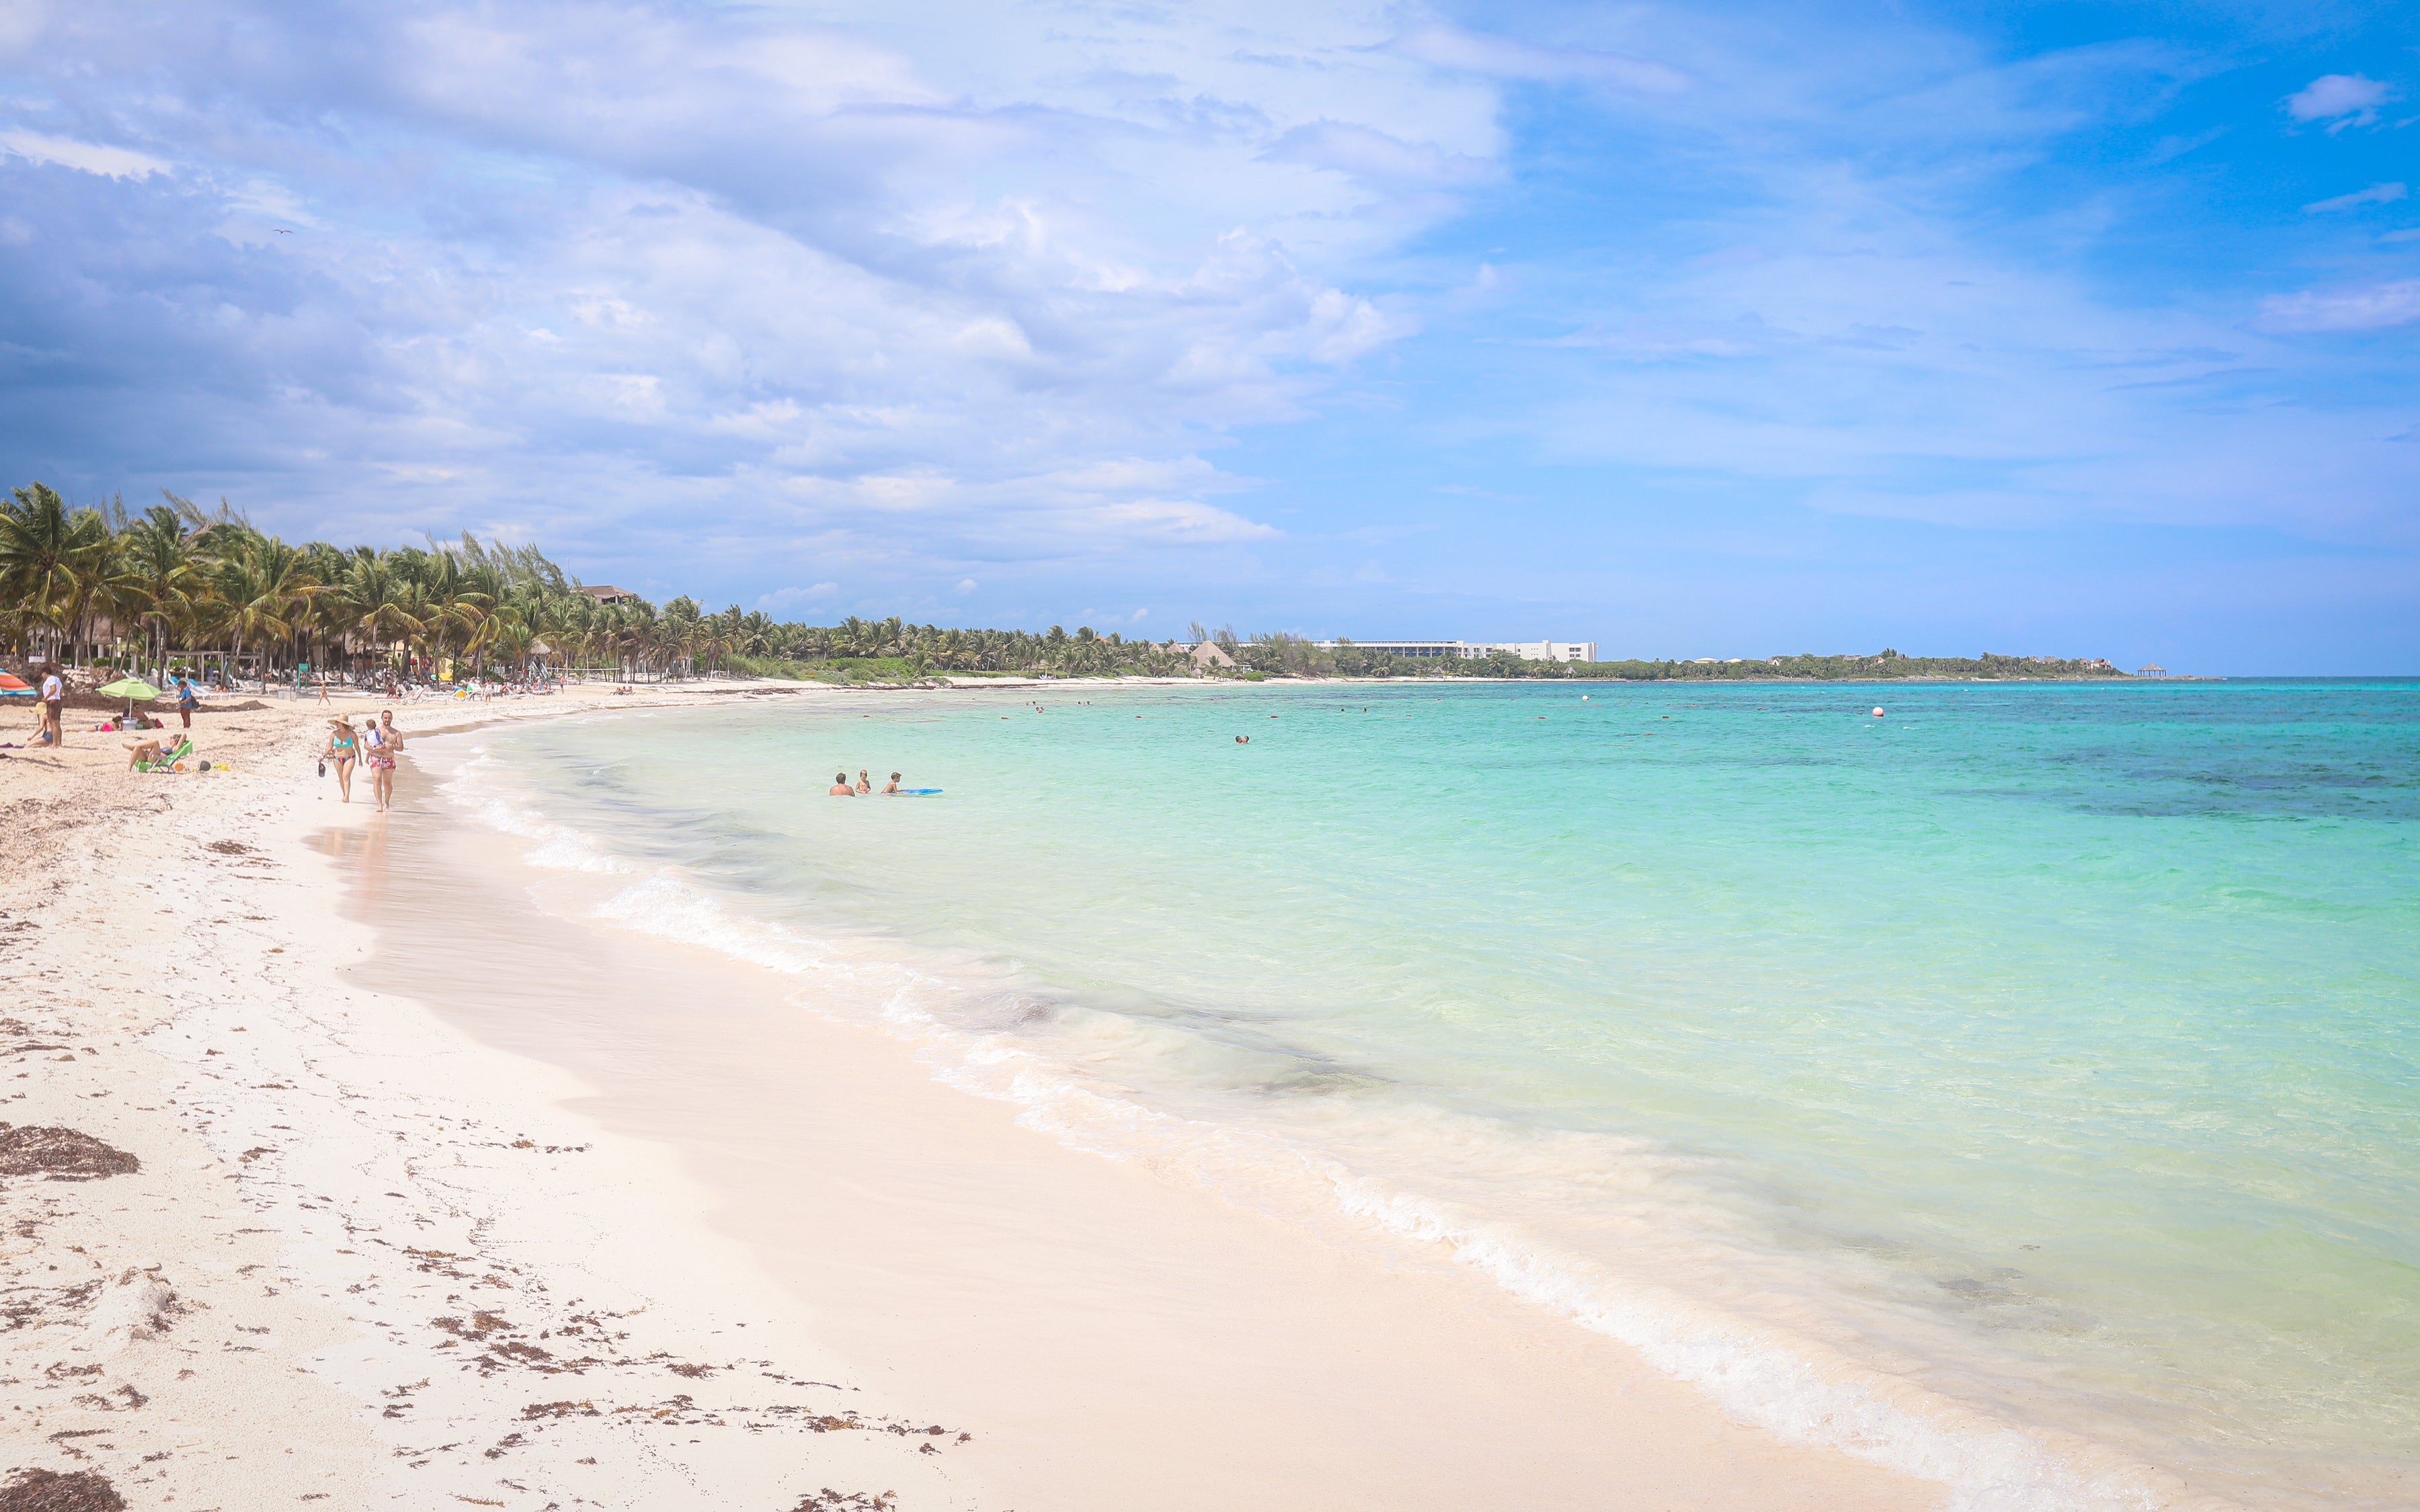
(436, 679), (2420, 1511)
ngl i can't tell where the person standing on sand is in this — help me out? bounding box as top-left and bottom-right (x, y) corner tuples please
(364, 710), (403, 812)
(830, 773), (854, 796)
(325, 718), (359, 803)
(38, 669), (65, 747)
(174, 675), (198, 730)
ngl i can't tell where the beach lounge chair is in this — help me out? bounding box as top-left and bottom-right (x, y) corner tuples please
(135, 737), (192, 773)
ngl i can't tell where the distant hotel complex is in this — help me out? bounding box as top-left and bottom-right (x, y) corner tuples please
(1315, 639), (1598, 663)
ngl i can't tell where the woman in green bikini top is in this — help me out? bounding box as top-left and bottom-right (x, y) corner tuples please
(325, 717), (360, 804)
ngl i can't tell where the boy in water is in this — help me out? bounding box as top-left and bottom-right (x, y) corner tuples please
(881, 771), (902, 794)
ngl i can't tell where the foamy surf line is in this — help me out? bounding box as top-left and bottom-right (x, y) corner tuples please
(428, 727), (2221, 1512)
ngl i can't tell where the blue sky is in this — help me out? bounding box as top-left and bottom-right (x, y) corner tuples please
(1, 0), (2413, 672)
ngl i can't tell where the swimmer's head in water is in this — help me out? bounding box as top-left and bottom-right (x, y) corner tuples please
(890, 771), (901, 780)
(836, 773), (847, 784)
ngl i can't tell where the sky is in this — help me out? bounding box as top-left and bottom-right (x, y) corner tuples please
(1, 0), (2414, 673)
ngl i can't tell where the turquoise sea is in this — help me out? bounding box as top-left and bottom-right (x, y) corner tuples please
(441, 679), (2420, 1510)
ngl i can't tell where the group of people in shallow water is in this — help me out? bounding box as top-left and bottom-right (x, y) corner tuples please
(829, 768), (908, 796)
(320, 710), (407, 811)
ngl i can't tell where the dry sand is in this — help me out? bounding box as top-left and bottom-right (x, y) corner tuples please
(0, 681), (1948, 1511)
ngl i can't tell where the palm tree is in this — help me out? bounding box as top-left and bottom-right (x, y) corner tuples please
(0, 482), (113, 661)
(114, 505), (210, 671)
(214, 535), (325, 682)
(328, 549), (423, 679)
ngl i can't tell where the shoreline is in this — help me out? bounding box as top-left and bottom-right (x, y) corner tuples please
(3, 683), (1943, 1509)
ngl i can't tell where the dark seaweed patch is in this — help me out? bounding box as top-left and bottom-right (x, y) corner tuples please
(0, 1127), (139, 1182)
(0, 1468), (128, 1511)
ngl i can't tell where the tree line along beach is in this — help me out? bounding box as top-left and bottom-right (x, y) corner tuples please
(3, 483), (2136, 693)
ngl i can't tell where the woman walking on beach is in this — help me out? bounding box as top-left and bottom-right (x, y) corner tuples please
(174, 675), (198, 730)
(365, 710), (403, 812)
(325, 718), (360, 802)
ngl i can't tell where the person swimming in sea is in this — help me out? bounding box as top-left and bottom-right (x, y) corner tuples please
(881, 771), (902, 794)
(830, 772), (854, 796)
(856, 768), (873, 794)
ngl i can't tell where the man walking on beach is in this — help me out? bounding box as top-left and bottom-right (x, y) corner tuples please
(39, 668), (65, 747)
(365, 710), (404, 813)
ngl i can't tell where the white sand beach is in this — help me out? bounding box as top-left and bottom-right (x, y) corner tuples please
(0, 683), (1946, 1511)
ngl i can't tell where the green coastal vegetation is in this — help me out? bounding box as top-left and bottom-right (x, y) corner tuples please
(2, 483), (2129, 684)
(1212, 634), (2127, 681)
(0, 483), (1199, 683)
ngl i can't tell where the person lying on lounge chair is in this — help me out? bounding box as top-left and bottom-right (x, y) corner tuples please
(128, 736), (192, 772)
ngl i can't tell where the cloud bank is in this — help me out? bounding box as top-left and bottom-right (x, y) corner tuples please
(0, 0), (2415, 669)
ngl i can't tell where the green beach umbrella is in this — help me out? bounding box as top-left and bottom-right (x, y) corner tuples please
(97, 677), (161, 717)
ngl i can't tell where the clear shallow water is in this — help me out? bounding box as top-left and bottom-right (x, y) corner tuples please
(442, 679), (2420, 1510)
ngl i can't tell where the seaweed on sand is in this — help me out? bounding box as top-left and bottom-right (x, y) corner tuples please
(0, 1468), (128, 1511)
(0, 1126), (140, 1182)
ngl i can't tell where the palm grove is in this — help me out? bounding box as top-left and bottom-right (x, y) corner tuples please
(0, 482), (1211, 683)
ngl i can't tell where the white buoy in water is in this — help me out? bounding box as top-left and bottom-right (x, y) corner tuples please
(1872, 706), (1886, 717)
(1581, 695), (1589, 700)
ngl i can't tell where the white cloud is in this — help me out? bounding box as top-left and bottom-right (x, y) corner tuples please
(707, 399), (804, 440)
(1392, 26), (1689, 96)
(2255, 280), (2420, 333)
(954, 579), (977, 595)
(593, 373), (666, 420)
(1547, 319), (1765, 360)
(0, 130), (167, 178)
(2304, 183), (2407, 214)
(1260, 122), (1497, 189)
(0, 0), (52, 57)
(0, 0), (1459, 599)
(1089, 500), (1280, 543)
(2284, 74), (2392, 132)
(756, 583), (840, 610)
